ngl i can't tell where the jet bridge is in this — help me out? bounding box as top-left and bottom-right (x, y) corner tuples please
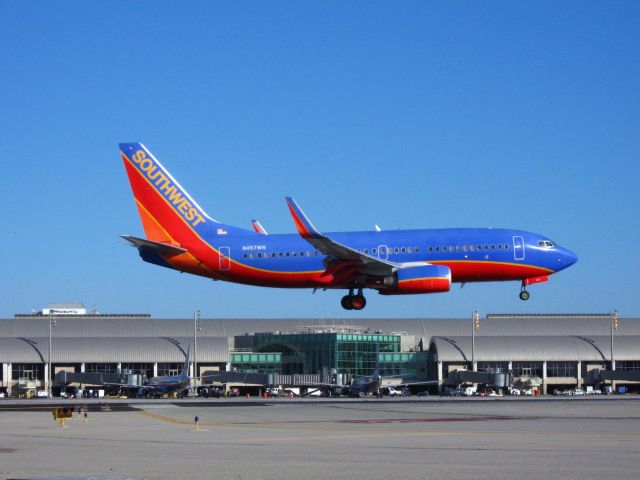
(584, 369), (640, 384)
(444, 369), (512, 388)
(54, 370), (145, 387)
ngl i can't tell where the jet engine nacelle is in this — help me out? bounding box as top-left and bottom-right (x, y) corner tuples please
(379, 264), (451, 295)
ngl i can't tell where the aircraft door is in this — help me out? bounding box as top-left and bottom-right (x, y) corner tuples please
(377, 245), (389, 261)
(219, 246), (231, 271)
(513, 236), (525, 261)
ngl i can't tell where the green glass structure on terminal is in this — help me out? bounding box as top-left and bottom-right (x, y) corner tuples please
(229, 352), (282, 374)
(241, 332), (402, 376)
(378, 352), (430, 378)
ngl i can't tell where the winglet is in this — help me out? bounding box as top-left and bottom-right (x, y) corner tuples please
(251, 219), (268, 235)
(285, 197), (323, 239)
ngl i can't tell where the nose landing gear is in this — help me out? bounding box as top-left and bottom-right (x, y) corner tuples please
(519, 282), (530, 301)
(341, 288), (367, 310)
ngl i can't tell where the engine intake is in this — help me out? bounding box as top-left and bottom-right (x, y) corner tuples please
(379, 264), (451, 295)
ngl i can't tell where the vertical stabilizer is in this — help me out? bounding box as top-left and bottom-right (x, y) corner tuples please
(119, 143), (253, 245)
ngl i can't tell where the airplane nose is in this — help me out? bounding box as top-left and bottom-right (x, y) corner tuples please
(558, 248), (578, 269)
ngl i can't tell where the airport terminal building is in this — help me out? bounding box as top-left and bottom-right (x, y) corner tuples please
(1, 306), (639, 396)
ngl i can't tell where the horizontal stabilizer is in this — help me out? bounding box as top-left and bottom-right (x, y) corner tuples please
(121, 235), (187, 256)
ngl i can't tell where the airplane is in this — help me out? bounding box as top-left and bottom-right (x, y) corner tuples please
(347, 373), (384, 397)
(345, 372), (433, 397)
(344, 346), (437, 397)
(119, 143), (578, 311)
(136, 345), (192, 398)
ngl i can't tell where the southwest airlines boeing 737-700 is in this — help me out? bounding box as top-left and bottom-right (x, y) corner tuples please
(119, 143), (577, 310)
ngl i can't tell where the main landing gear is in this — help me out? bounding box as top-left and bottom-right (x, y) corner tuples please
(519, 281), (530, 301)
(341, 289), (367, 310)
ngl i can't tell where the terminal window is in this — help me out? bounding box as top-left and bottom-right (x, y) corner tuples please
(85, 363), (118, 374)
(547, 362), (577, 378)
(512, 362), (542, 378)
(617, 361), (640, 372)
(12, 363), (44, 381)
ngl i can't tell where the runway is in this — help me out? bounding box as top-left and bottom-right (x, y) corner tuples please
(1, 397), (639, 480)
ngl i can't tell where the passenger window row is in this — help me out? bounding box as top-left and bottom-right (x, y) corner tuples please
(241, 243), (510, 260)
(360, 247), (420, 255)
(243, 250), (320, 259)
(427, 244), (510, 253)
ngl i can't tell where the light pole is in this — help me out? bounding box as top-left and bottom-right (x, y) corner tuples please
(193, 310), (201, 387)
(610, 309), (619, 373)
(472, 310), (480, 371)
(48, 312), (57, 398)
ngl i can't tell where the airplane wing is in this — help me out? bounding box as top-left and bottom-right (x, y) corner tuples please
(121, 235), (187, 257)
(285, 197), (400, 276)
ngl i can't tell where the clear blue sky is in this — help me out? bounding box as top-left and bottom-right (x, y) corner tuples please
(1, 2), (638, 319)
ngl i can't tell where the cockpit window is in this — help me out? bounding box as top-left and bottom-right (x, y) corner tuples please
(537, 240), (556, 248)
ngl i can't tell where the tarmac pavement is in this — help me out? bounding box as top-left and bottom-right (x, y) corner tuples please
(1, 396), (638, 480)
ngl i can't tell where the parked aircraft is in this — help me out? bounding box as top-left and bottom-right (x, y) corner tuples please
(119, 143), (577, 310)
(344, 375), (436, 397)
(345, 346), (437, 397)
(136, 345), (191, 398)
(348, 371), (385, 397)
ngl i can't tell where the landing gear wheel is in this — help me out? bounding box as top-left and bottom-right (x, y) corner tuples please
(341, 295), (354, 310)
(352, 294), (366, 310)
(340, 292), (367, 310)
(519, 290), (530, 301)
